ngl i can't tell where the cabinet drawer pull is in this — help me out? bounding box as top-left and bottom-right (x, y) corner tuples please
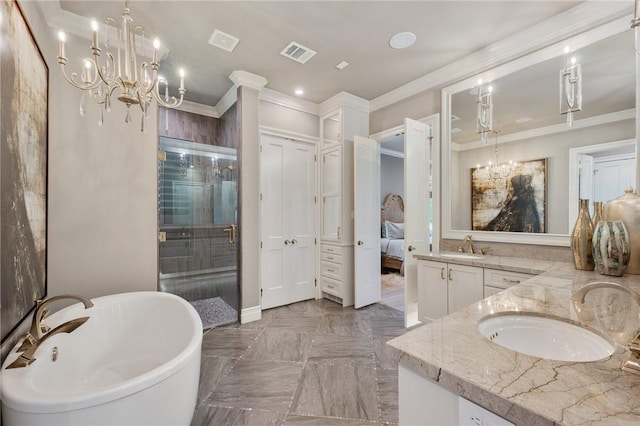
(502, 278), (521, 284)
(448, 268), (453, 281)
(440, 267), (445, 280)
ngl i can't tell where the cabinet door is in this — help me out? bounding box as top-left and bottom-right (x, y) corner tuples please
(321, 147), (341, 240)
(447, 264), (484, 313)
(417, 260), (448, 322)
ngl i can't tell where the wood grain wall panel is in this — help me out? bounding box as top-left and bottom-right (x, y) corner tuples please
(159, 106), (238, 148)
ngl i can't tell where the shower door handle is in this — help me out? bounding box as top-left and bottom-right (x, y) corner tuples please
(223, 224), (236, 244)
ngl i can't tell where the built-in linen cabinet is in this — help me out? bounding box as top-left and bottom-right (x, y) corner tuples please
(483, 269), (536, 297)
(417, 260), (484, 322)
(318, 95), (369, 306)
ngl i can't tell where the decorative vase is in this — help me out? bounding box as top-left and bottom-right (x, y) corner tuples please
(592, 201), (603, 228)
(603, 187), (640, 275)
(592, 221), (630, 276)
(571, 199), (595, 271)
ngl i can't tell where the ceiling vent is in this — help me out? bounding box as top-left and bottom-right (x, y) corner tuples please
(209, 29), (240, 52)
(280, 41), (316, 64)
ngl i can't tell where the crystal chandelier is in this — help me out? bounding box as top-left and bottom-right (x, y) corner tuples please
(476, 131), (518, 184)
(476, 79), (493, 144)
(56, 0), (185, 131)
(559, 46), (582, 127)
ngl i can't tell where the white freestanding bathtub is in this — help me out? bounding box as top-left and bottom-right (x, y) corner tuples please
(1, 291), (203, 426)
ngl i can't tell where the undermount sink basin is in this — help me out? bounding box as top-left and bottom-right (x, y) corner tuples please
(439, 252), (483, 260)
(477, 313), (615, 362)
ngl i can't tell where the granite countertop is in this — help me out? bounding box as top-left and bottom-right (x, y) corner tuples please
(387, 253), (640, 426)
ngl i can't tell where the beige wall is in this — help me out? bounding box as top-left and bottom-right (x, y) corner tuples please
(22, 2), (158, 299)
(370, 90), (441, 135)
(259, 100), (319, 137)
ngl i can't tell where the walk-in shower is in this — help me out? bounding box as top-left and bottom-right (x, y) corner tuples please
(158, 136), (238, 328)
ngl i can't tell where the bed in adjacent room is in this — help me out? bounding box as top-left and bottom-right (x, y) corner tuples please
(380, 193), (405, 274)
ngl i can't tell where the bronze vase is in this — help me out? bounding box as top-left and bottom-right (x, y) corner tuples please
(592, 201), (603, 228)
(603, 187), (640, 274)
(571, 199), (595, 271)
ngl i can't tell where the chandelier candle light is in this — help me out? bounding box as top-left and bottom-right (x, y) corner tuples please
(560, 46), (582, 127)
(476, 79), (493, 144)
(476, 130), (517, 184)
(56, 0), (185, 131)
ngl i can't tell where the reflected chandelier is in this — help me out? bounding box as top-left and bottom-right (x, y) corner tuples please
(476, 79), (493, 144)
(56, 0), (185, 131)
(476, 131), (518, 184)
(559, 46), (582, 127)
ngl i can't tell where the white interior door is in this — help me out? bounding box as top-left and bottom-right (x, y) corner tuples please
(404, 118), (430, 327)
(354, 136), (381, 308)
(288, 142), (316, 304)
(261, 136), (287, 309)
(578, 154), (594, 205)
(594, 156), (636, 203)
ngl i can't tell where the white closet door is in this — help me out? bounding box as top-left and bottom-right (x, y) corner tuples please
(354, 136), (381, 308)
(288, 141), (316, 304)
(261, 135), (316, 310)
(404, 118), (429, 327)
(261, 136), (288, 309)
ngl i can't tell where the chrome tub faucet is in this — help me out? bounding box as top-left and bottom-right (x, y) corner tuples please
(7, 294), (93, 369)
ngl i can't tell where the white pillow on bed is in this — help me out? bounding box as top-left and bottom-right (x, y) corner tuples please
(384, 221), (404, 239)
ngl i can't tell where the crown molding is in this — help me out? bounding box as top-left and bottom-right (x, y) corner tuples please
(319, 91), (370, 116)
(370, 1), (631, 112)
(453, 109), (635, 152)
(176, 100), (219, 118)
(215, 84), (239, 117)
(229, 70), (268, 91)
(38, 1), (169, 60)
(260, 88), (319, 116)
(259, 126), (319, 145)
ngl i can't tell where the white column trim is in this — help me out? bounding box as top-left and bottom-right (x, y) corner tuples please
(240, 305), (262, 324)
(177, 100), (219, 118)
(259, 126), (319, 145)
(229, 70), (268, 91)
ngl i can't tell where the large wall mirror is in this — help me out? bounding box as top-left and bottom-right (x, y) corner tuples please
(442, 17), (637, 246)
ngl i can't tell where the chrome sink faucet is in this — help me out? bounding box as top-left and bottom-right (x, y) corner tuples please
(7, 294), (93, 369)
(572, 282), (640, 374)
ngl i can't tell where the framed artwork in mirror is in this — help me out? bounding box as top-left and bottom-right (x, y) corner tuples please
(1, 0), (48, 343)
(471, 158), (547, 233)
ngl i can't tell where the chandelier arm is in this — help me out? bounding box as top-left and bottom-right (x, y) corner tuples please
(151, 79), (185, 108)
(58, 59), (103, 92)
(138, 62), (158, 93)
(94, 52), (118, 88)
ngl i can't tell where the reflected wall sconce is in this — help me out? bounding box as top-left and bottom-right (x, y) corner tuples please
(476, 79), (493, 144)
(56, 0), (186, 131)
(560, 46), (582, 127)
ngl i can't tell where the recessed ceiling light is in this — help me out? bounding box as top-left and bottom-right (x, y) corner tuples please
(516, 117), (532, 124)
(295, 88), (304, 96)
(336, 61), (349, 70)
(389, 32), (416, 49)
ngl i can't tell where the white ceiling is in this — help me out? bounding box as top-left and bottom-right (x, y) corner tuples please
(57, 1), (583, 106)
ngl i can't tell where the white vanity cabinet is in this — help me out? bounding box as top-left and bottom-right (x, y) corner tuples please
(417, 260), (483, 322)
(318, 95), (369, 306)
(483, 269), (536, 297)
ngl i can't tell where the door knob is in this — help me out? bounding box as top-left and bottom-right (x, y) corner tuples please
(223, 224), (236, 244)
(357, 240), (364, 246)
(407, 245), (415, 252)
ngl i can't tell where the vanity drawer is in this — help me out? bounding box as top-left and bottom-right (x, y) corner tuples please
(484, 269), (536, 290)
(321, 251), (342, 264)
(321, 244), (342, 255)
(321, 260), (343, 280)
(321, 276), (342, 296)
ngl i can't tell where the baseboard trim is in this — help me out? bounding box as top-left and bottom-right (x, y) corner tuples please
(240, 305), (262, 324)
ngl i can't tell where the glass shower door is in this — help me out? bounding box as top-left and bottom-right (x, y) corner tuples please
(158, 136), (238, 328)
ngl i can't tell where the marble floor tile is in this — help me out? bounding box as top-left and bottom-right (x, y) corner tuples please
(368, 316), (406, 339)
(283, 414), (380, 425)
(377, 367), (399, 423)
(365, 303), (404, 320)
(307, 334), (375, 366)
(317, 312), (372, 336)
(290, 363), (380, 420)
(268, 313), (323, 333)
(206, 359), (304, 413)
(242, 329), (313, 362)
(201, 327), (261, 357)
(197, 356), (236, 405)
(191, 405), (285, 426)
(372, 337), (398, 370)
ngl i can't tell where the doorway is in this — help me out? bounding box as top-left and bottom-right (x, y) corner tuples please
(379, 134), (405, 311)
(157, 136), (239, 328)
